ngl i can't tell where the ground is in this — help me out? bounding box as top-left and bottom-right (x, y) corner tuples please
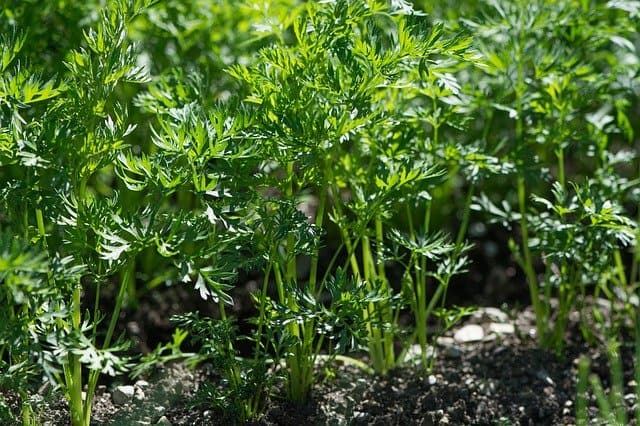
(7, 301), (635, 425)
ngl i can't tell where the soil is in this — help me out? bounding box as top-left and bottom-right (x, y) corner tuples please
(3, 302), (637, 425)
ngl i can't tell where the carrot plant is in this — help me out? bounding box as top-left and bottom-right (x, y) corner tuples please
(466, 0), (639, 352)
(227, 0), (487, 400)
(0, 1), (169, 424)
(576, 325), (640, 425)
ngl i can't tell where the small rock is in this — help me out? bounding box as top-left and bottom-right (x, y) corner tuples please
(406, 344), (435, 362)
(454, 324), (484, 343)
(135, 387), (146, 401)
(156, 416), (172, 426)
(428, 375), (437, 385)
(474, 307), (509, 322)
(489, 322), (515, 335)
(535, 369), (554, 386)
(436, 336), (455, 346)
(112, 385), (135, 405)
(135, 380), (150, 388)
(154, 405), (166, 414)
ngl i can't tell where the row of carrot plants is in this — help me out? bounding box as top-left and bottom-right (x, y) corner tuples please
(1, 0), (639, 424)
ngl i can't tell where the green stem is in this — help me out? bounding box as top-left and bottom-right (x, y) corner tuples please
(556, 146), (565, 190)
(362, 235), (384, 373)
(375, 216), (395, 369)
(254, 262), (273, 358)
(66, 278), (84, 426)
(83, 259), (134, 425)
(518, 175), (544, 343)
(308, 188), (327, 295)
(455, 184), (475, 248)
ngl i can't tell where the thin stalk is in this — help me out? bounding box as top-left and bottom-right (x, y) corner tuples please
(609, 343), (627, 425)
(68, 283), (84, 426)
(282, 162), (311, 402)
(254, 261), (273, 358)
(518, 175), (543, 343)
(613, 249), (628, 288)
(217, 299), (248, 421)
(362, 235), (384, 373)
(455, 184), (475, 248)
(333, 185), (362, 280)
(406, 204), (428, 369)
(576, 357), (589, 426)
(83, 259), (133, 425)
(415, 265), (428, 368)
(375, 216), (395, 369)
(308, 187), (327, 296)
(513, 30), (544, 344)
(556, 146), (565, 190)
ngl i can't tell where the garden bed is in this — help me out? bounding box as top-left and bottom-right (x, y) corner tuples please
(5, 304), (633, 425)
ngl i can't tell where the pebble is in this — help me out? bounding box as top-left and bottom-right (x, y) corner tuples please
(353, 411), (368, 420)
(134, 387), (146, 401)
(436, 336), (455, 346)
(474, 307), (509, 322)
(135, 380), (150, 388)
(428, 375), (437, 385)
(535, 369), (554, 386)
(406, 344), (436, 361)
(489, 322), (515, 335)
(112, 385), (136, 405)
(156, 416), (172, 426)
(454, 324), (484, 343)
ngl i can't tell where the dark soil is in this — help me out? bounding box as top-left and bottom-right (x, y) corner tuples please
(5, 302), (637, 425)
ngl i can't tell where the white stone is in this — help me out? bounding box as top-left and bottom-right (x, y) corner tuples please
(454, 324), (484, 343)
(135, 387), (146, 401)
(112, 385), (135, 405)
(156, 416), (172, 426)
(474, 307), (509, 322)
(436, 336), (455, 346)
(489, 323), (515, 335)
(406, 344), (435, 362)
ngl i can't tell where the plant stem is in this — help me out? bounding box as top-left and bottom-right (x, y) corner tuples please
(361, 234), (384, 373)
(82, 258), (133, 424)
(375, 216), (395, 370)
(308, 187), (327, 296)
(518, 175), (544, 343)
(513, 30), (544, 346)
